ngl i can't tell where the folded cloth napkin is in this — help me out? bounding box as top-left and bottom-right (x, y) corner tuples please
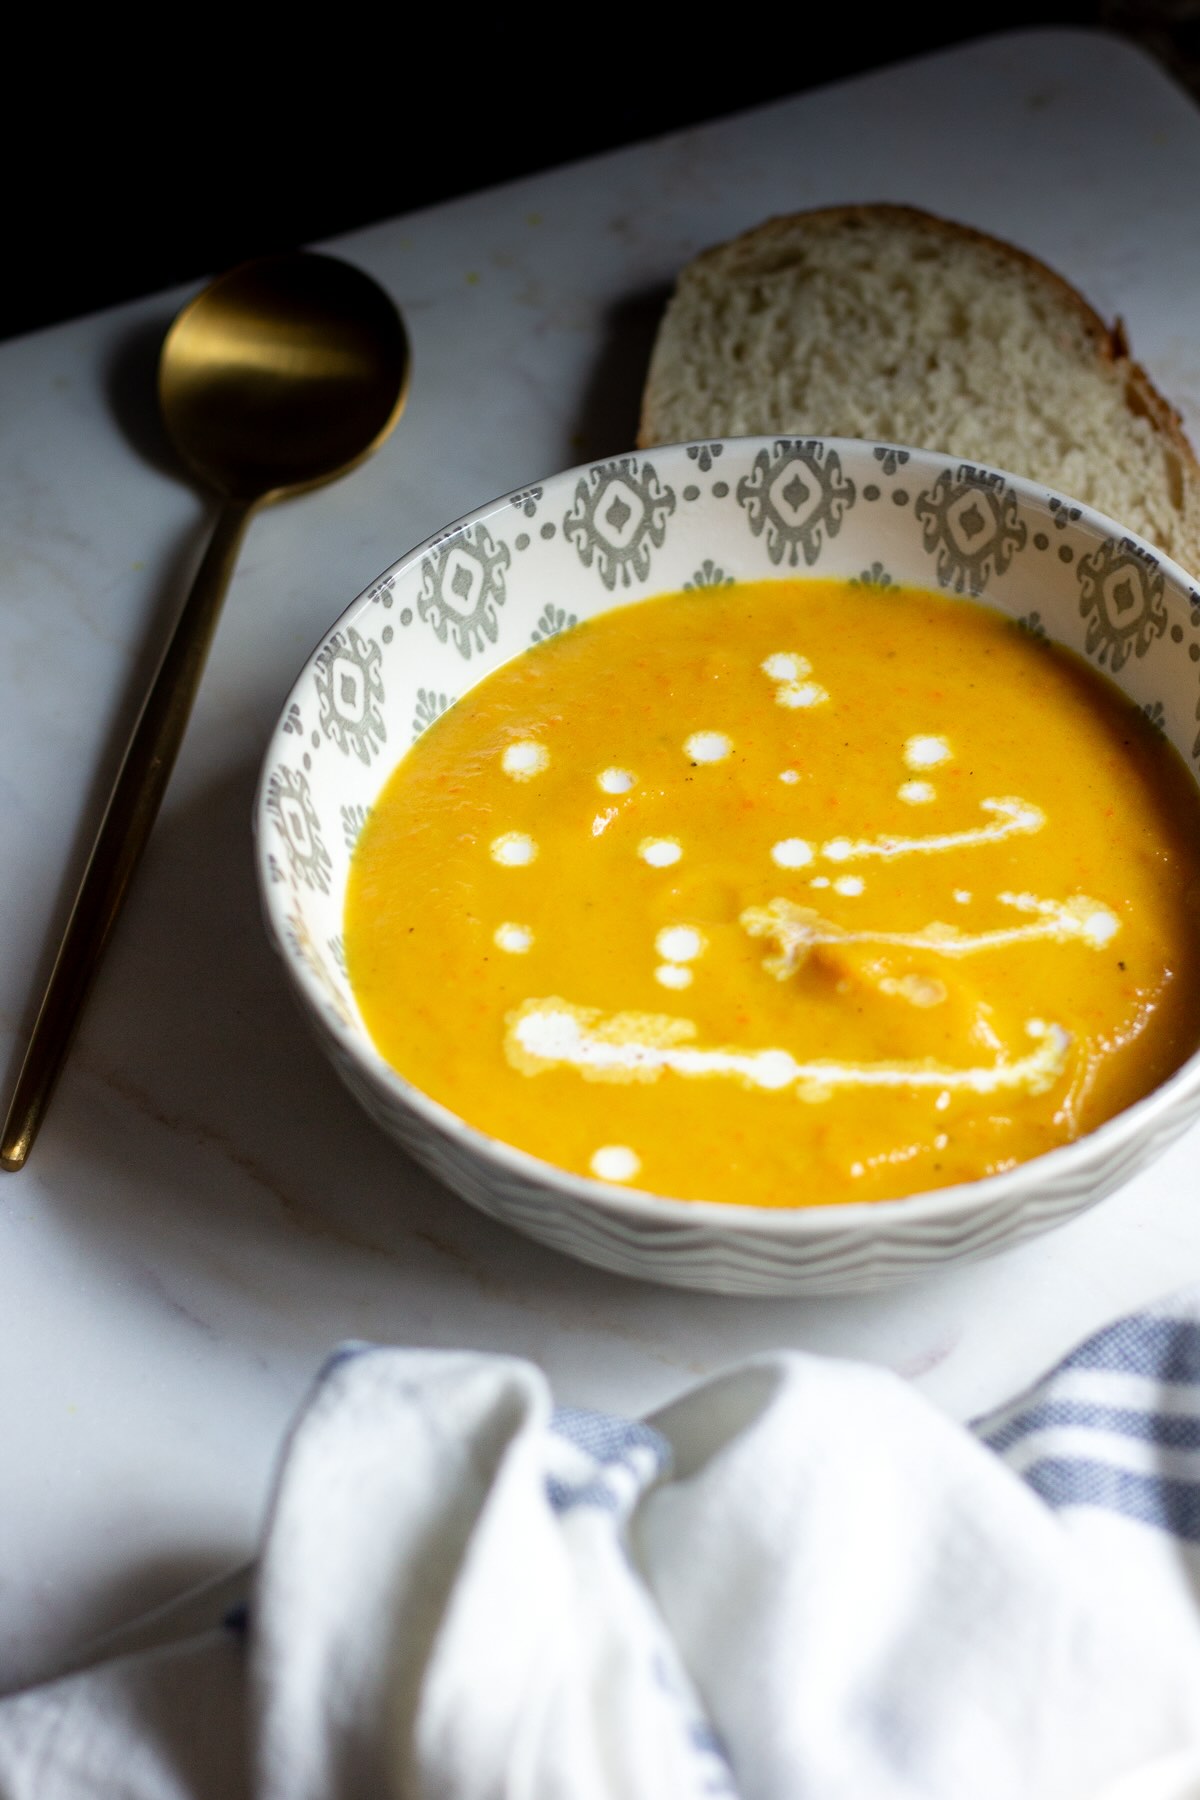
(4, 1292), (1200, 1800)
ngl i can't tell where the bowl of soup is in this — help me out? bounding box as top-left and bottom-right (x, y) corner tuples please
(254, 437), (1200, 1294)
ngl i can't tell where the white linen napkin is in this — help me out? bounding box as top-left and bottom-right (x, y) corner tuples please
(4, 1290), (1200, 1800)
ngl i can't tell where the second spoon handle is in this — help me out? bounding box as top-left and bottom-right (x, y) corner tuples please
(0, 498), (254, 1172)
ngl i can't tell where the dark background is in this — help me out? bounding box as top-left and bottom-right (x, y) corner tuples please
(6, 3), (1200, 346)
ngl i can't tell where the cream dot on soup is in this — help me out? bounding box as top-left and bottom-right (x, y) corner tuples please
(494, 922), (533, 954)
(899, 780), (936, 805)
(591, 1145), (641, 1183)
(904, 734), (952, 770)
(772, 838), (814, 868)
(656, 926), (705, 964)
(656, 964), (693, 989)
(834, 875), (865, 896)
(599, 767), (635, 794)
(778, 680), (829, 709)
(762, 651), (829, 709)
(685, 731), (732, 763)
(763, 652), (810, 682)
(501, 740), (549, 780)
(639, 837), (682, 868)
(491, 831), (537, 866)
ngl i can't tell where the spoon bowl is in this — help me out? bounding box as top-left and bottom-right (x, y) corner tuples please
(160, 253), (410, 501)
(1, 251), (410, 1171)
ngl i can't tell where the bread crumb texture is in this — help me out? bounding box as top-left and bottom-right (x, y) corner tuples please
(638, 204), (1200, 577)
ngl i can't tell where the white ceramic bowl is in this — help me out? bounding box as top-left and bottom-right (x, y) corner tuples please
(254, 437), (1200, 1295)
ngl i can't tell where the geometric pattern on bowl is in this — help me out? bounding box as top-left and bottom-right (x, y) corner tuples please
(255, 437), (1200, 1295)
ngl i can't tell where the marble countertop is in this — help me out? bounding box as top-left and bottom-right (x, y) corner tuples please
(3, 24), (1200, 1695)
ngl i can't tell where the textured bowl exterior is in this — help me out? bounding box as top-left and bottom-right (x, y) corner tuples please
(255, 437), (1200, 1295)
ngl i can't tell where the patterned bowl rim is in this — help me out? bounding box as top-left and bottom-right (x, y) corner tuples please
(254, 433), (1200, 1237)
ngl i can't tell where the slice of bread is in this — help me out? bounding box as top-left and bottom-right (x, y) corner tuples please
(637, 203), (1200, 577)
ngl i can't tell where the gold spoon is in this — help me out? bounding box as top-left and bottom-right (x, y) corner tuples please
(1, 250), (411, 1171)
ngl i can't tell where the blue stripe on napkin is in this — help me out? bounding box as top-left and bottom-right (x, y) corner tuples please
(1055, 1316), (1200, 1383)
(546, 1407), (672, 1516)
(973, 1306), (1200, 1542)
(550, 1407), (673, 1468)
(1018, 1457), (1200, 1541)
(983, 1398), (1200, 1454)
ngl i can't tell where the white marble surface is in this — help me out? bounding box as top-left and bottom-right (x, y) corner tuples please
(3, 24), (1200, 1695)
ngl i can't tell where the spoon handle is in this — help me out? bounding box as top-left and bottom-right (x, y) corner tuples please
(1, 499), (254, 1171)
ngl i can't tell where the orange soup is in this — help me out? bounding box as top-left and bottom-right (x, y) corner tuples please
(344, 577), (1200, 1207)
